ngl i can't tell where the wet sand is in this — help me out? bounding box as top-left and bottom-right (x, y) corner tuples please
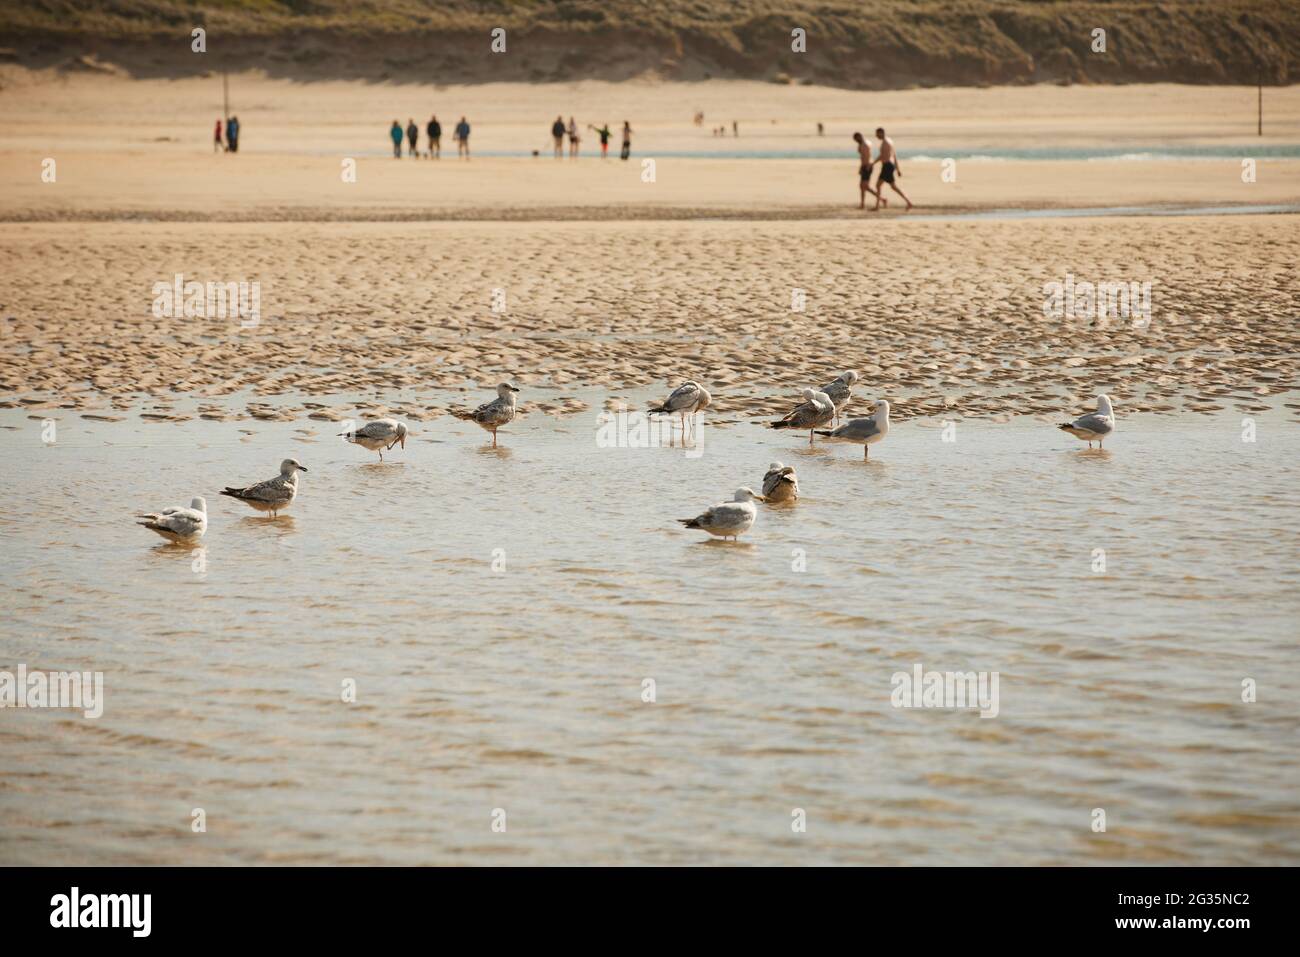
(2, 216), (1297, 424)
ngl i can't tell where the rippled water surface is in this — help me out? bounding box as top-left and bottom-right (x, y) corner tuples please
(1, 397), (1297, 865)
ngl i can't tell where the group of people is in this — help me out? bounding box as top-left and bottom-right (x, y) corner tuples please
(550, 117), (633, 160)
(855, 127), (912, 211)
(212, 116), (241, 153)
(391, 116), (472, 159)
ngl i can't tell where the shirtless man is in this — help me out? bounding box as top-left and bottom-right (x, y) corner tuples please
(873, 127), (913, 211)
(853, 132), (885, 209)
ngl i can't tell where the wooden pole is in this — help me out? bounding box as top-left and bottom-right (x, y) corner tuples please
(1257, 64), (1262, 136)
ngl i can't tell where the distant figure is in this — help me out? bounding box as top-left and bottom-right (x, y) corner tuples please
(406, 118), (418, 157)
(733, 120), (738, 136)
(226, 115), (240, 152)
(567, 116), (580, 158)
(455, 116), (471, 159)
(427, 115), (441, 158)
(620, 121), (632, 160)
(213, 118), (224, 153)
(874, 127), (913, 211)
(389, 120), (403, 158)
(817, 122), (824, 136)
(693, 110), (704, 126)
(552, 115), (565, 158)
(589, 122), (612, 158)
(853, 132), (884, 210)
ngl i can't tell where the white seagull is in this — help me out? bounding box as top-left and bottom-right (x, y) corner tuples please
(761, 462), (799, 503)
(341, 418), (408, 461)
(137, 496), (207, 543)
(819, 370), (860, 425)
(1059, 394), (1115, 448)
(815, 398), (891, 459)
(647, 380), (711, 437)
(677, 487), (765, 541)
(768, 388), (835, 444)
(452, 382), (520, 447)
(220, 458), (307, 517)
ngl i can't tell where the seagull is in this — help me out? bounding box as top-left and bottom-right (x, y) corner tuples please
(451, 382), (520, 447)
(814, 398), (891, 459)
(761, 462), (799, 503)
(220, 458), (307, 517)
(137, 496), (207, 543)
(647, 380), (711, 438)
(677, 487), (765, 541)
(340, 418), (408, 461)
(1059, 394), (1115, 448)
(819, 370), (860, 425)
(768, 388), (835, 444)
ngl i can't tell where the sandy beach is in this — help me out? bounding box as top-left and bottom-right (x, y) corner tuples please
(2, 64), (1299, 871)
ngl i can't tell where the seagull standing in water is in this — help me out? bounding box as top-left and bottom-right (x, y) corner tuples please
(220, 458), (307, 518)
(1059, 394), (1115, 449)
(137, 496), (207, 542)
(815, 399), (891, 459)
(761, 462), (799, 503)
(768, 388), (835, 444)
(340, 418), (408, 461)
(452, 382), (520, 447)
(648, 380), (711, 438)
(677, 487), (765, 541)
(819, 370), (860, 426)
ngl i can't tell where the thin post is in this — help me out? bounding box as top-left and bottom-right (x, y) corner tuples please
(1257, 65), (1262, 136)
(223, 70), (229, 123)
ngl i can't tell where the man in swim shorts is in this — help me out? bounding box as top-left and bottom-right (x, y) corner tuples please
(873, 127), (913, 211)
(853, 132), (884, 210)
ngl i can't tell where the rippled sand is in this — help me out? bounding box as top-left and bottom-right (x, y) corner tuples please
(2, 216), (1298, 426)
(1, 406), (1297, 864)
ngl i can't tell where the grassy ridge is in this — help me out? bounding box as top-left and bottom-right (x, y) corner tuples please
(1, 0), (1294, 87)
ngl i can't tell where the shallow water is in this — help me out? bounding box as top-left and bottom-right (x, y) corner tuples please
(1, 397), (1297, 865)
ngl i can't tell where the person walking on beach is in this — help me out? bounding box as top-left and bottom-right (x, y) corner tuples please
(427, 115), (441, 159)
(406, 118), (419, 157)
(551, 116), (566, 158)
(873, 127), (913, 211)
(853, 132), (885, 210)
(214, 118), (224, 153)
(589, 122), (612, 158)
(455, 116), (471, 159)
(620, 121), (633, 160)
(389, 120), (403, 158)
(226, 115), (240, 153)
(567, 117), (580, 158)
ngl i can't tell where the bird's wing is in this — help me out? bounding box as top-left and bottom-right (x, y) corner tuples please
(353, 420), (395, 439)
(836, 418), (880, 440)
(1070, 413), (1113, 434)
(238, 476), (292, 502)
(664, 383), (700, 412)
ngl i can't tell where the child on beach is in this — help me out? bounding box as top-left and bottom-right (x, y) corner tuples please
(620, 121), (632, 160)
(588, 123), (612, 158)
(406, 119), (418, 157)
(390, 120), (403, 158)
(213, 118), (223, 152)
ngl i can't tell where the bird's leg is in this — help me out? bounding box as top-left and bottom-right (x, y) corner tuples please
(491, 429), (498, 448)
(808, 429), (814, 445)
(864, 445), (869, 460)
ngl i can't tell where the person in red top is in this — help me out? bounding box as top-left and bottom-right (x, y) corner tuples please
(214, 118), (224, 153)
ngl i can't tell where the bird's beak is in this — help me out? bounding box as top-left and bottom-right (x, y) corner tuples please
(299, 465), (309, 472)
(510, 386), (520, 393)
(753, 493), (768, 502)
